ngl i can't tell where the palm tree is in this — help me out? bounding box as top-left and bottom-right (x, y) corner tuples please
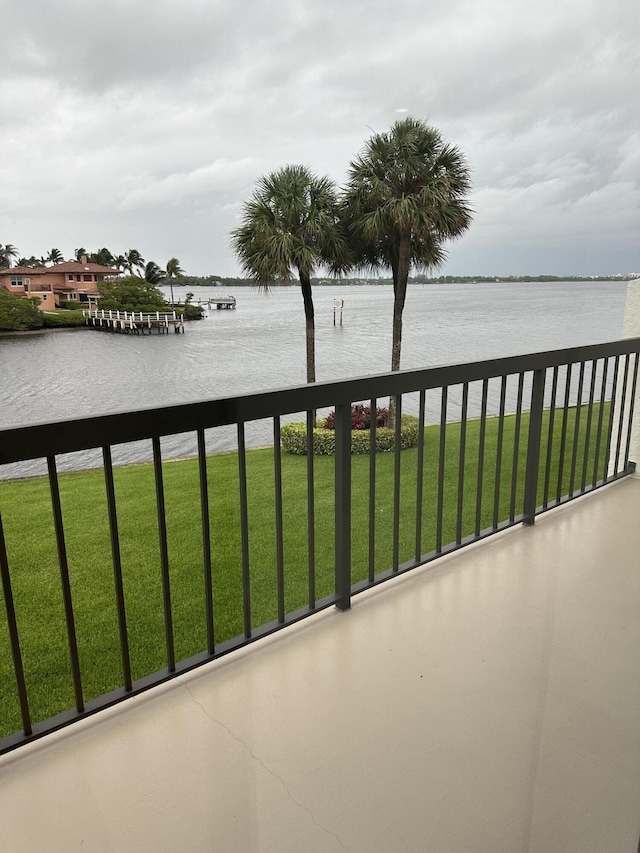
(230, 164), (348, 383)
(0, 243), (19, 268)
(124, 249), (145, 276)
(165, 257), (185, 305)
(144, 261), (166, 284)
(342, 118), (472, 393)
(75, 247), (87, 262)
(16, 256), (45, 268)
(46, 248), (64, 265)
(91, 248), (115, 267)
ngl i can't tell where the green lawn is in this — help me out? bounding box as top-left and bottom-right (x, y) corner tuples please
(0, 404), (611, 738)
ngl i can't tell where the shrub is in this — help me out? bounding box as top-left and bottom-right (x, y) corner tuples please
(323, 404), (388, 431)
(41, 310), (86, 327)
(177, 304), (205, 320)
(281, 415), (420, 455)
(0, 291), (44, 331)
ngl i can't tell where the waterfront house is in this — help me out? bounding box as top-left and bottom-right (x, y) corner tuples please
(0, 256), (121, 310)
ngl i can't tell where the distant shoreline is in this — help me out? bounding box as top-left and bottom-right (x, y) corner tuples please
(166, 275), (637, 288)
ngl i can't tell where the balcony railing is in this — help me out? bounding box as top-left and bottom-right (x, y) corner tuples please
(0, 339), (638, 755)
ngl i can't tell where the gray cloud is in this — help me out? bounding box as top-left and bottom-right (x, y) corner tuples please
(1, 0), (638, 276)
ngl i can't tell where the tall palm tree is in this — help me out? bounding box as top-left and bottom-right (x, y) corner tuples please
(230, 164), (348, 383)
(165, 257), (185, 305)
(0, 243), (19, 268)
(75, 247), (87, 262)
(46, 248), (64, 265)
(342, 117), (472, 390)
(124, 249), (145, 276)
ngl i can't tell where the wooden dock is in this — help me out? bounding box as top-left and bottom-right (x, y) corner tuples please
(203, 295), (236, 309)
(84, 310), (185, 334)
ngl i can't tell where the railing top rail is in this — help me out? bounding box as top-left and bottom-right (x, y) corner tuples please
(1, 338), (639, 464)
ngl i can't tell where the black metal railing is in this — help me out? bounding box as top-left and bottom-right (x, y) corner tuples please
(0, 339), (638, 754)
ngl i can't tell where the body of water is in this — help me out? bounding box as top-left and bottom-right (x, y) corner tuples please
(0, 281), (630, 478)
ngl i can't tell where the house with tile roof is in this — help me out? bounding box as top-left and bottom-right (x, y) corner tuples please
(0, 257), (121, 311)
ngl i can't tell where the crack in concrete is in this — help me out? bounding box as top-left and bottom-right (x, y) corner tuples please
(183, 684), (352, 853)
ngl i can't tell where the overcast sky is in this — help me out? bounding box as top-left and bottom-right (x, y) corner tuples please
(1, 0), (638, 277)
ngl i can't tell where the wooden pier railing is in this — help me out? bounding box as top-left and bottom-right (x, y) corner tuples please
(83, 310), (185, 334)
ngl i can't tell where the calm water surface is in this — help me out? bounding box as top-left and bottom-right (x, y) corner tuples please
(0, 281), (629, 478)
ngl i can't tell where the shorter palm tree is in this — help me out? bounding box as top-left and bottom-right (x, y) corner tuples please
(124, 249), (145, 276)
(165, 257), (185, 305)
(46, 248), (64, 265)
(230, 164), (348, 383)
(144, 261), (166, 284)
(0, 243), (19, 268)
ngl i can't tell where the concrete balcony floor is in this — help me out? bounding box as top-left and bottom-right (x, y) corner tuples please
(1, 478), (639, 853)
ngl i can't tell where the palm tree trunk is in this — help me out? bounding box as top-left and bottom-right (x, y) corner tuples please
(389, 234), (411, 427)
(299, 270), (316, 383)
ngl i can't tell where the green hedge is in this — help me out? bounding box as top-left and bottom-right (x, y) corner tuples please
(281, 415), (420, 455)
(42, 310), (86, 327)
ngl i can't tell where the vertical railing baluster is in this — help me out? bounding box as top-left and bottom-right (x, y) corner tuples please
(237, 423), (252, 636)
(592, 358), (609, 487)
(492, 376), (508, 530)
(569, 361), (586, 497)
(0, 514), (32, 735)
(614, 354), (631, 475)
(604, 356), (620, 482)
(543, 366), (559, 508)
(474, 379), (488, 538)
(47, 456), (84, 710)
(623, 352), (639, 471)
(509, 373), (525, 522)
(197, 430), (215, 655)
(273, 417), (285, 623)
(103, 446), (132, 690)
(414, 390), (426, 562)
(392, 395), (402, 572)
(581, 360), (598, 493)
(456, 383), (469, 545)
(334, 402), (351, 611)
(152, 438), (175, 671)
(523, 369), (546, 525)
(369, 398), (377, 583)
(556, 364), (573, 501)
(436, 387), (448, 554)
(306, 411), (316, 609)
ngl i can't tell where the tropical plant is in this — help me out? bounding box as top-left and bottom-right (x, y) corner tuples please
(97, 276), (168, 311)
(90, 247), (115, 266)
(46, 248), (64, 265)
(0, 243), (19, 269)
(124, 249), (145, 276)
(15, 256), (45, 268)
(230, 164), (348, 383)
(74, 247), (87, 262)
(0, 289), (44, 331)
(342, 117), (472, 419)
(144, 261), (166, 284)
(323, 404), (389, 431)
(165, 257), (185, 304)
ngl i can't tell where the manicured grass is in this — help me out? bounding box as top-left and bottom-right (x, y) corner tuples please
(0, 404), (610, 738)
